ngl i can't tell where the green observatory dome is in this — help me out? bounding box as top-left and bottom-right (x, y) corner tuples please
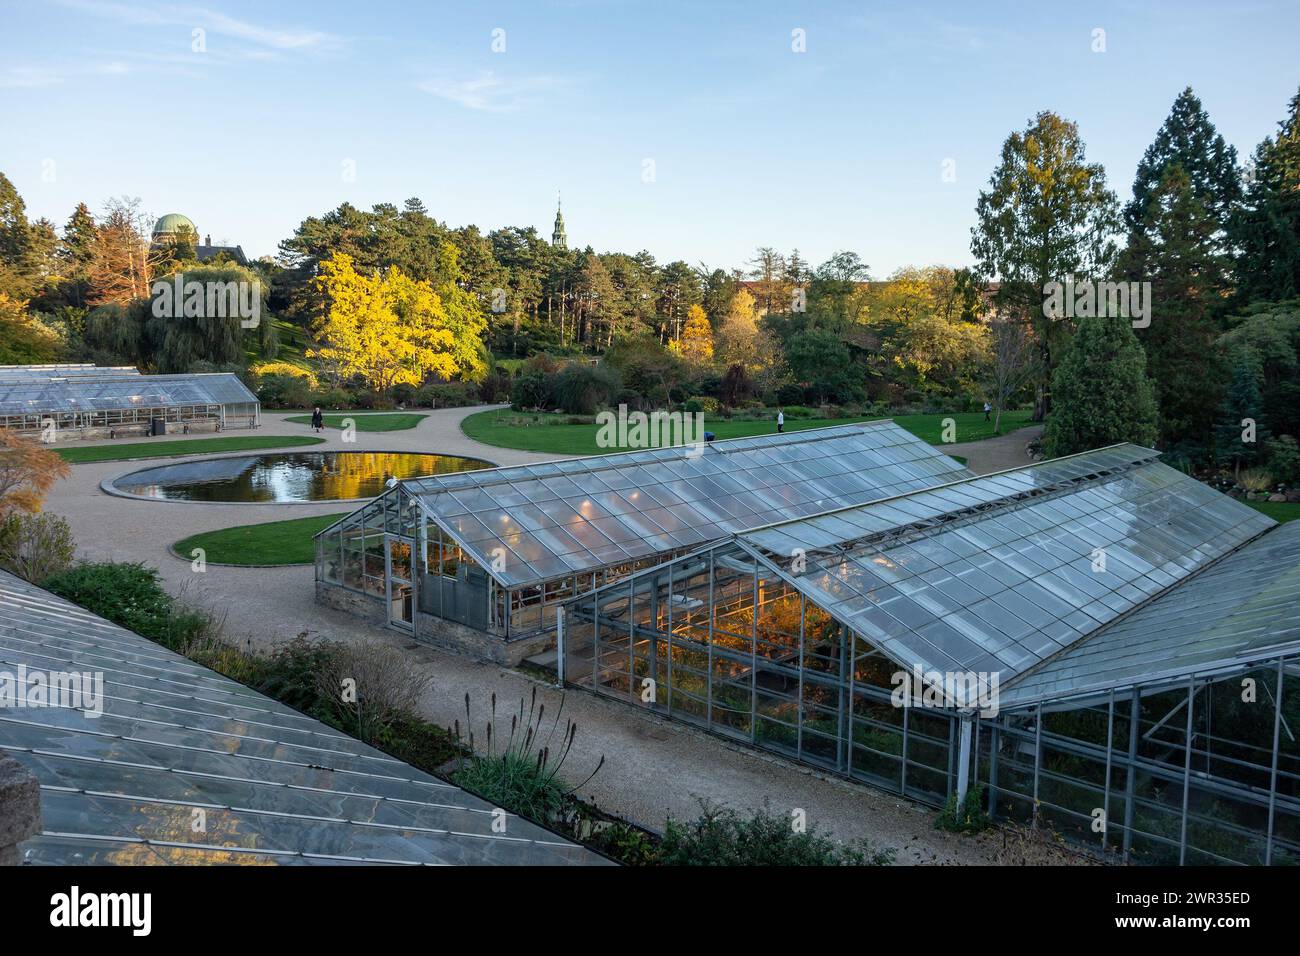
(152, 213), (197, 237)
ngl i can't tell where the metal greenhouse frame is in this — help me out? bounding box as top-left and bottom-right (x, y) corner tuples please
(314, 421), (975, 657)
(560, 445), (1300, 864)
(0, 367), (260, 435)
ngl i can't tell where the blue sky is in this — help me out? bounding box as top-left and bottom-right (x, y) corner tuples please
(2, 0), (1297, 275)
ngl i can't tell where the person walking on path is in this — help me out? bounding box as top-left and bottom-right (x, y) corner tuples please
(983, 401), (992, 423)
(311, 407), (324, 432)
(777, 409), (785, 433)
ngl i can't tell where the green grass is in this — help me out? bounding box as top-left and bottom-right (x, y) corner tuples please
(1246, 500), (1300, 523)
(284, 412), (426, 432)
(56, 434), (325, 464)
(459, 408), (1035, 456)
(173, 512), (350, 566)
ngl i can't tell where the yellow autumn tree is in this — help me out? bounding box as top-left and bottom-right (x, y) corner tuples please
(675, 304), (714, 365)
(309, 252), (486, 391)
(714, 288), (759, 368)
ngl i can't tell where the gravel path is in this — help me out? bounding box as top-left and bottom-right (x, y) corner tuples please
(944, 424), (1044, 475)
(40, 407), (1081, 865)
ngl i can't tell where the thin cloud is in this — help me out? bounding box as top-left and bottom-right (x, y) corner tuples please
(0, 67), (66, 88)
(417, 71), (571, 112)
(54, 0), (345, 54)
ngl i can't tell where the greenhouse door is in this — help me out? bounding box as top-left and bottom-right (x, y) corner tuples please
(385, 534), (415, 630)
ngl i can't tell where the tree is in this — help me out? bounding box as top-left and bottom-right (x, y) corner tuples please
(747, 247), (787, 316)
(808, 251), (869, 326)
(0, 294), (58, 363)
(87, 197), (158, 305)
(1042, 314), (1158, 456)
(715, 288), (760, 368)
(1232, 87), (1300, 304)
(1119, 166), (1228, 448)
(148, 262), (270, 372)
(309, 252), (486, 391)
(1214, 355), (1269, 472)
(785, 328), (859, 404)
(674, 304), (714, 365)
(971, 111), (1120, 419)
(1123, 87), (1241, 246)
(984, 318), (1040, 433)
(697, 265), (738, 324)
(0, 429), (70, 517)
(54, 202), (98, 308)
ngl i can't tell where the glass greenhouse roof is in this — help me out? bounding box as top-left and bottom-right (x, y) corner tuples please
(0, 570), (602, 866)
(0, 371), (257, 415)
(999, 521), (1300, 709)
(392, 422), (973, 588)
(0, 364), (139, 381)
(734, 445), (1276, 690)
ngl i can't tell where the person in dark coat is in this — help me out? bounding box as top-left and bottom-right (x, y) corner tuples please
(311, 407), (324, 432)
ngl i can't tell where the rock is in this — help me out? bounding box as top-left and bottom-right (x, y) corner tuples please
(1268, 493), (1287, 502)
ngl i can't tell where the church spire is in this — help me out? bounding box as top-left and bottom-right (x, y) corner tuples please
(552, 192), (567, 250)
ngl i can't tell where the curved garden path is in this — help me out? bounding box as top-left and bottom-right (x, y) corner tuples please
(41, 407), (1078, 865)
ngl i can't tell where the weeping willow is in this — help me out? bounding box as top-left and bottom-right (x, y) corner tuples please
(148, 263), (270, 372)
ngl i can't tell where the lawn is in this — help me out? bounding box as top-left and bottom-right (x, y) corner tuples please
(55, 434), (325, 464)
(284, 412), (426, 432)
(173, 512), (349, 566)
(459, 408), (1035, 456)
(1246, 500), (1300, 523)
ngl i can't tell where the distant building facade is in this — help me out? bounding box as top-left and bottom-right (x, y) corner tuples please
(152, 212), (248, 265)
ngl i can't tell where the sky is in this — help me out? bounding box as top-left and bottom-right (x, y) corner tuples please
(2, 0), (1298, 276)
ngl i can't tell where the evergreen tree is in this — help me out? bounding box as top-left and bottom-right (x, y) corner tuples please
(57, 203), (98, 307)
(1214, 356), (1269, 471)
(1232, 87), (1300, 303)
(1119, 166), (1228, 449)
(1042, 314), (1158, 456)
(1123, 87), (1241, 246)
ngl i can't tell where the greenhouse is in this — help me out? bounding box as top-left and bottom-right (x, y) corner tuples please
(561, 444), (1300, 864)
(313, 421), (974, 663)
(0, 366), (260, 438)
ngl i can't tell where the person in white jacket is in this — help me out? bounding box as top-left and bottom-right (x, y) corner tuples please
(777, 409), (784, 433)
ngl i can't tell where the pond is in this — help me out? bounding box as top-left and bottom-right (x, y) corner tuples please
(110, 451), (492, 503)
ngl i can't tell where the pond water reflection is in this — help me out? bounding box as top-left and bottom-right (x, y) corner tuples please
(112, 451), (491, 502)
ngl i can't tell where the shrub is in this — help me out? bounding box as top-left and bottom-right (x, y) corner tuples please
(477, 368), (513, 404)
(776, 383), (805, 406)
(42, 561), (210, 651)
(935, 783), (992, 834)
(313, 638), (436, 744)
(511, 369), (553, 410)
(450, 689), (603, 825)
(351, 388), (396, 410)
(555, 363), (620, 415)
(1240, 468), (1275, 493)
(415, 382), (478, 408)
(251, 361), (318, 389)
(1267, 435), (1300, 485)
(255, 637), (340, 713)
(254, 373), (315, 408)
(659, 800), (894, 866)
(0, 427), (71, 516)
(0, 512), (76, 583)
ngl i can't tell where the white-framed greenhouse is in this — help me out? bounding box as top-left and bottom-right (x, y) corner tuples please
(561, 444), (1300, 865)
(313, 422), (974, 663)
(0, 365), (260, 438)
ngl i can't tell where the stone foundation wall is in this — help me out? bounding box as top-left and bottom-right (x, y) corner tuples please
(315, 581), (551, 666)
